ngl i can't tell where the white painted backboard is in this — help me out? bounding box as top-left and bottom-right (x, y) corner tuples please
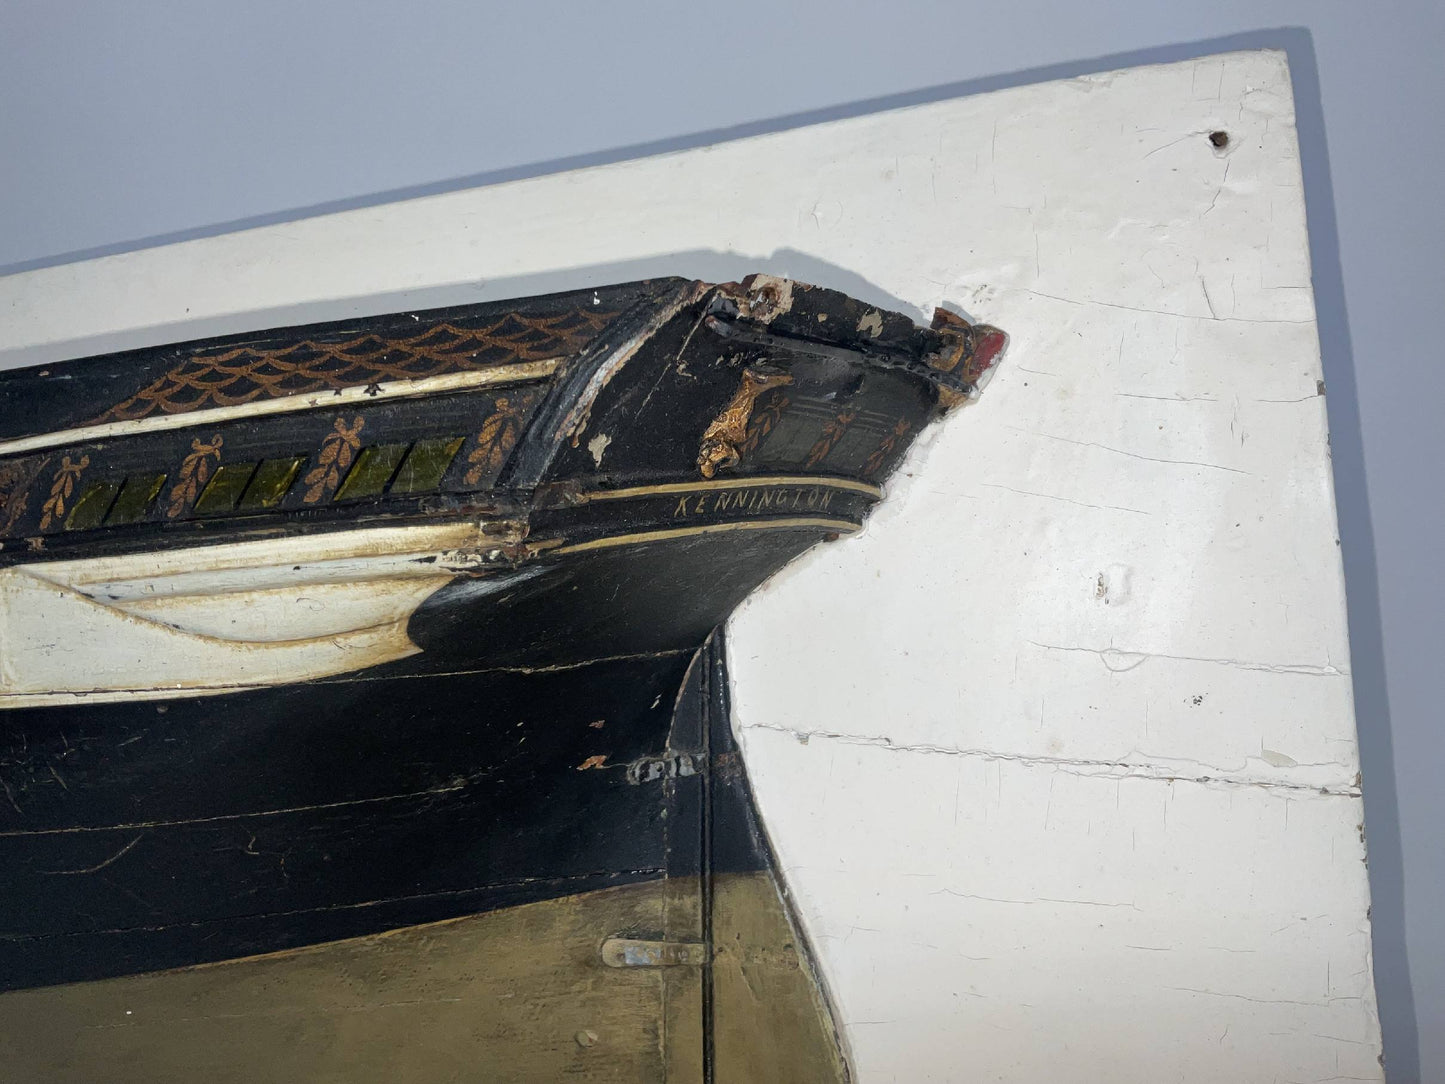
(0, 50), (1379, 1083)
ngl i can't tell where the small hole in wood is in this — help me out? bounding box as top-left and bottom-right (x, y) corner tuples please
(1208, 130), (1230, 149)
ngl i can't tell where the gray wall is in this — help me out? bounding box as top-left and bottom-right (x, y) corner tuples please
(1, 3), (1438, 1079)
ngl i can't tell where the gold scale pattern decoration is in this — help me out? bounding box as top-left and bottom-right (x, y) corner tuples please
(90, 308), (617, 425)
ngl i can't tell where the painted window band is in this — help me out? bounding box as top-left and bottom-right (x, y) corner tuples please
(107, 473), (168, 525)
(61, 438), (467, 531)
(239, 457), (307, 511)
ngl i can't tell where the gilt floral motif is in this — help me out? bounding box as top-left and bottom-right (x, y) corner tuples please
(38, 455), (89, 531)
(303, 416), (365, 504)
(863, 418), (912, 478)
(166, 435), (224, 518)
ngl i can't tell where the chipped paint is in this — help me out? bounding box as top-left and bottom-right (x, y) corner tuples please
(560, 282), (706, 448)
(625, 751), (699, 784)
(600, 937), (706, 968)
(586, 432), (611, 467)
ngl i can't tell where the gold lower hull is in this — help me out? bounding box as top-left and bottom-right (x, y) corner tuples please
(0, 872), (848, 1083)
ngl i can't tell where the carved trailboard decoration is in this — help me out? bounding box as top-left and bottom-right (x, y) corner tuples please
(0, 276), (1004, 1081)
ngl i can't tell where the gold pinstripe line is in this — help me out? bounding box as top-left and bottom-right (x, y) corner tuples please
(550, 517), (861, 555)
(582, 476), (881, 501)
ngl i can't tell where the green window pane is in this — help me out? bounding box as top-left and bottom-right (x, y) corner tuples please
(390, 437), (464, 494)
(193, 462), (260, 515)
(333, 444), (409, 502)
(65, 481), (121, 531)
(105, 473), (167, 526)
(239, 456), (306, 511)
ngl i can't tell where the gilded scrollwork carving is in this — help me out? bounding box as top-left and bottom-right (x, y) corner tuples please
(697, 368), (794, 479)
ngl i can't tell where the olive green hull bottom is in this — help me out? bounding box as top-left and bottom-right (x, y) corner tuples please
(0, 872), (848, 1083)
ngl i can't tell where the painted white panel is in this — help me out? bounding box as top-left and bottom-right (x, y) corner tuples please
(740, 730), (1377, 1082)
(0, 525), (533, 705)
(0, 49), (1378, 1082)
(0, 568), (424, 704)
(100, 577), (446, 644)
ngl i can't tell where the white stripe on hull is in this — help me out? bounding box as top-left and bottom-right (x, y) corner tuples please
(0, 521), (522, 708)
(0, 511), (854, 708)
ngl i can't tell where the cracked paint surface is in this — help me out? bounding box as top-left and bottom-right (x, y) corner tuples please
(723, 51), (1379, 1084)
(0, 44), (1378, 1084)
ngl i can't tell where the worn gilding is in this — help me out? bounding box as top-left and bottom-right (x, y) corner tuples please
(697, 367), (795, 479)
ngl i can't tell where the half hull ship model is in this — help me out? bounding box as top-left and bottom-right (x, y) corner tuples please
(0, 275), (1004, 1081)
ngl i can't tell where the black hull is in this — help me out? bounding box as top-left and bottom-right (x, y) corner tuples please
(0, 275), (1004, 1078)
(0, 528), (825, 991)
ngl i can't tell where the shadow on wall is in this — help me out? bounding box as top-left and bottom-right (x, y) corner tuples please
(0, 26), (1413, 1080)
